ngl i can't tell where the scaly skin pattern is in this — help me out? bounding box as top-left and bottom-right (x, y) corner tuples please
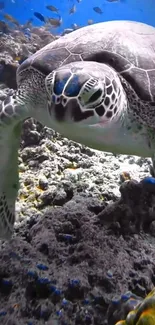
(115, 288), (155, 325)
(1, 20), (155, 239)
(0, 91), (29, 239)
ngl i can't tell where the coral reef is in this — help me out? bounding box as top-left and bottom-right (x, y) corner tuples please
(0, 29), (155, 325)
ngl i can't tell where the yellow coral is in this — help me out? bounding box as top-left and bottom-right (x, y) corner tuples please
(115, 289), (155, 325)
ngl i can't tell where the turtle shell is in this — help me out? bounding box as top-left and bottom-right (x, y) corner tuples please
(17, 20), (155, 102)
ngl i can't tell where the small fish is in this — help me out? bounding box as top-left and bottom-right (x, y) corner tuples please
(46, 5), (59, 13)
(23, 28), (31, 40)
(87, 19), (94, 25)
(106, 0), (119, 2)
(61, 28), (74, 36)
(76, 0), (82, 2)
(3, 13), (20, 26)
(48, 16), (62, 27)
(69, 4), (76, 14)
(0, 20), (10, 33)
(0, 1), (4, 10)
(23, 18), (33, 29)
(71, 23), (79, 30)
(34, 12), (46, 23)
(93, 6), (103, 14)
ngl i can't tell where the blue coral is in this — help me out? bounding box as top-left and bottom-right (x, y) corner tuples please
(36, 263), (48, 271)
(0, 311), (7, 317)
(37, 277), (51, 285)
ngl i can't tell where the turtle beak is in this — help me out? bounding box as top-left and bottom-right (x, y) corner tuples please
(48, 97), (95, 124)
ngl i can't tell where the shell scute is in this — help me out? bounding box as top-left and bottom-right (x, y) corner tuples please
(17, 20), (155, 101)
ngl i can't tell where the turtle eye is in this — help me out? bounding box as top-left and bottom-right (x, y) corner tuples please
(86, 88), (103, 104)
(78, 78), (104, 108)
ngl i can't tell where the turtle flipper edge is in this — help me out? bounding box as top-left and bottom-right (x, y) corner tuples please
(0, 94), (26, 239)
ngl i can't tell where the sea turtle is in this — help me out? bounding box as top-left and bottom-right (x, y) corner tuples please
(0, 20), (155, 239)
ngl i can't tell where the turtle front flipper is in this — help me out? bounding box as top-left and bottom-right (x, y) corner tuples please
(0, 93), (28, 239)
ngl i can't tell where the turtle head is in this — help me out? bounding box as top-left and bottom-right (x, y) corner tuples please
(45, 61), (126, 127)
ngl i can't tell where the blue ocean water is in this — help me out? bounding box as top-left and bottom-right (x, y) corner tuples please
(1, 0), (155, 34)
